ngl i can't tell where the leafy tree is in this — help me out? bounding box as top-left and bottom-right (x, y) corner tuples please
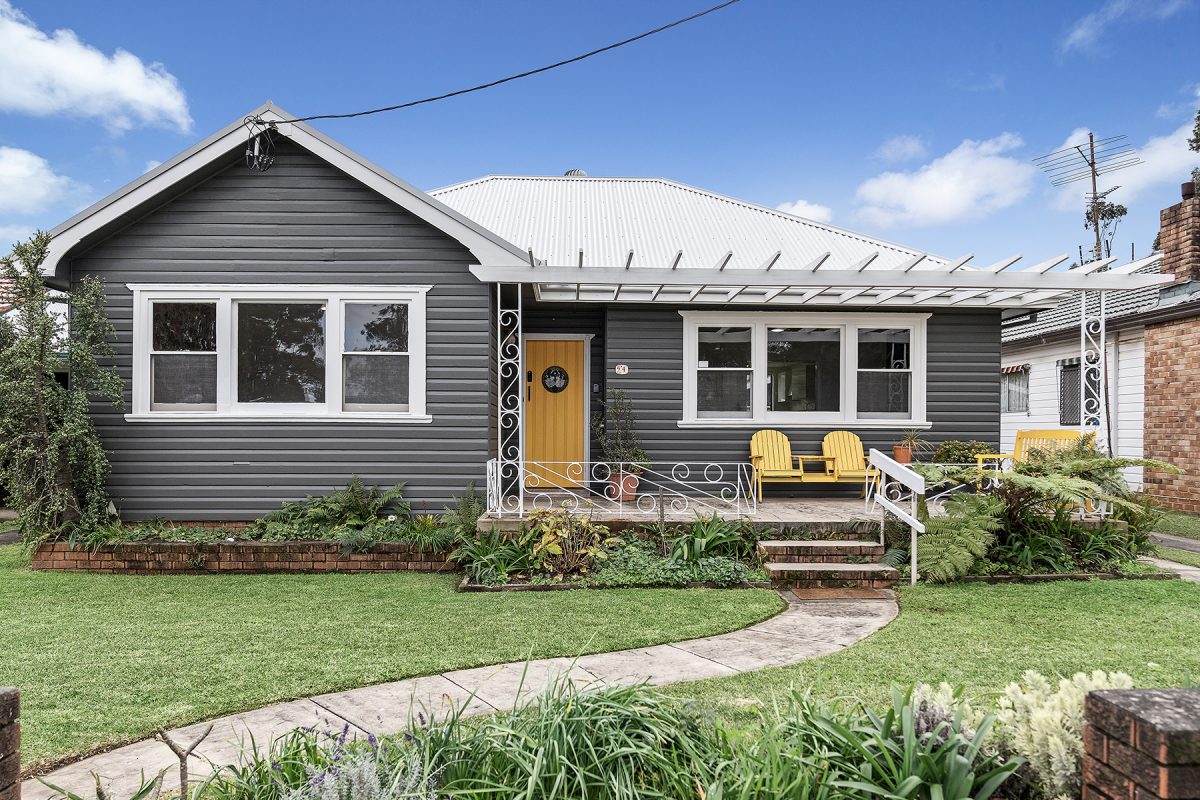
(0, 232), (123, 545)
(1190, 106), (1199, 153)
(1084, 199), (1127, 258)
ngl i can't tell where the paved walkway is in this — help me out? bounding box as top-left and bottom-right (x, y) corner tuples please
(1151, 532), (1200, 554)
(1147, 556), (1200, 583)
(24, 593), (896, 799)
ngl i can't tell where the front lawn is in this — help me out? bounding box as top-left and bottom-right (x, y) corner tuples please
(668, 578), (1200, 719)
(1156, 511), (1200, 541)
(1157, 545), (1200, 569)
(0, 545), (783, 772)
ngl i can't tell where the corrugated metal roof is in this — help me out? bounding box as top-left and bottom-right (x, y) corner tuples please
(430, 175), (950, 271)
(1002, 254), (1162, 343)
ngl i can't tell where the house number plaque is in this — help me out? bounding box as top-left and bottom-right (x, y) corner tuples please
(614, 364), (629, 375)
(541, 366), (569, 393)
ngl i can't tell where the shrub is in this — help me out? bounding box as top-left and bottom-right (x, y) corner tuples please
(591, 538), (764, 587)
(668, 515), (757, 563)
(526, 507), (614, 579)
(451, 528), (537, 585)
(441, 484), (487, 543)
(195, 681), (1024, 800)
(1, 233), (124, 547)
(931, 440), (996, 465)
(914, 494), (1004, 583)
(994, 670), (1133, 800)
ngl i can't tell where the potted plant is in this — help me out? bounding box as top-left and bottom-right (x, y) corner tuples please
(592, 389), (648, 501)
(893, 429), (933, 464)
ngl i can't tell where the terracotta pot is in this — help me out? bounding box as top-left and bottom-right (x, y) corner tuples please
(609, 472), (640, 501)
(893, 445), (913, 464)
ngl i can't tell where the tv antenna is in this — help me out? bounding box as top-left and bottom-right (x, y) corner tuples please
(1033, 132), (1142, 263)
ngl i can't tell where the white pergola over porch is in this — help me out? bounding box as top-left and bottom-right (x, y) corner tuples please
(482, 251), (1168, 518)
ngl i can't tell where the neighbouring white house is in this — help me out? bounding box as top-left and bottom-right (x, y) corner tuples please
(1000, 180), (1200, 503)
(999, 254), (1162, 488)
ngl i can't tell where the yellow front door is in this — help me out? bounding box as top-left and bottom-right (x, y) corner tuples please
(524, 338), (587, 488)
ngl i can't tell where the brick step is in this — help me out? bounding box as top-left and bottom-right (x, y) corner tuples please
(758, 539), (884, 562)
(766, 562), (898, 590)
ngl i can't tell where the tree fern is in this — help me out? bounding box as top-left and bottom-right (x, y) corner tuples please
(915, 494), (1004, 583)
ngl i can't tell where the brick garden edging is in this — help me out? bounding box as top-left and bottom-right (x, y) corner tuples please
(1084, 688), (1200, 799)
(0, 688), (17, 800)
(30, 541), (455, 575)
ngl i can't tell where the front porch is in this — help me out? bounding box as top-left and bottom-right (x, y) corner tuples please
(478, 493), (876, 533)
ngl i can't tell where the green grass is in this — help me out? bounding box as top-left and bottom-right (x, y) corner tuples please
(0, 544), (783, 771)
(1154, 511), (1200, 541)
(668, 579), (1200, 720)
(1157, 546), (1200, 569)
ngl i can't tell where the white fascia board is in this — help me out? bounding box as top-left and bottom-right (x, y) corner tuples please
(45, 103), (528, 283)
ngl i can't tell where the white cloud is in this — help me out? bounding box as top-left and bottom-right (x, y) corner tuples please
(776, 198), (833, 223)
(0, 146), (84, 215)
(853, 133), (1036, 229)
(950, 72), (1006, 92)
(874, 135), (927, 163)
(0, 224), (33, 247)
(1050, 122), (1200, 211)
(0, 1), (191, 133)
(144, 160), (162, 173)
(1060, 0), (1190, 53)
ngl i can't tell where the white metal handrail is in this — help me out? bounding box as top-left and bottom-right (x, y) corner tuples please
(485, 459), (756, 519)
(866, 448), (926, 586)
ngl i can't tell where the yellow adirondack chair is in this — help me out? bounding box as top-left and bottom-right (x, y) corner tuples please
(976, 429), (1086, 470)
(821, 430), (879, 495)
(749, 430), (807, 502)
(749, 429), (879, 501)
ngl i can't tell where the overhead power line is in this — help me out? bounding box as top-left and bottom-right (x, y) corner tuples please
(257, 0), (743, 126)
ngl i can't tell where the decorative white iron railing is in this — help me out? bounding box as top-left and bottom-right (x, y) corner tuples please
(485, 459), (756, 519)
(865, 448), (926, 586)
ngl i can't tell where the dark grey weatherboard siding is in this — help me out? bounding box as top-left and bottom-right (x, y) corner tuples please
(69, 140), (490, 520)
(604, 306), (1000, 480)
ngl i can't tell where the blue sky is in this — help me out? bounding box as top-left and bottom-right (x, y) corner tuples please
(1, 0), (1197, 265)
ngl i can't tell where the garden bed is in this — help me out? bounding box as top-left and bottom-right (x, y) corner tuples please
(31, 540), (455, 574)
(957, 571), (1179, 584)
(456, 575), (773, 592)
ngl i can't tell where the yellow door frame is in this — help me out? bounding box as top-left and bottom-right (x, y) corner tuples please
(522, 333), (593, 471)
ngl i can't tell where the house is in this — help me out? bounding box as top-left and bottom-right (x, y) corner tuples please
(1000, 181), (1200, 511)
(39, 104), (1167, 521)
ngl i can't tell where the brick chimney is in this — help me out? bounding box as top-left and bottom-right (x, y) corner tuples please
(1159, 181), (1200, 283)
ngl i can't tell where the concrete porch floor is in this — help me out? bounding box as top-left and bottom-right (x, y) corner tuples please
(480, 495), (880, 532)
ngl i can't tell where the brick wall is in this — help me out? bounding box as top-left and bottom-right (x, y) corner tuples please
(1145, 184), (1200, 512)
(1144, 316), (1200, 511)
(1083, 688), (1200, 800)
(0, 688), (17, 800)
(31, 541), (455, 574)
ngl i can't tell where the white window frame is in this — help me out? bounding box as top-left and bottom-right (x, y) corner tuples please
(1000, 369), (1030, 414)
(127, 284), (430, 423)
(679, 311), (929, 428)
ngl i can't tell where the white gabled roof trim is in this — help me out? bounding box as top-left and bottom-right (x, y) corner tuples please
(44, 103), (529, 282)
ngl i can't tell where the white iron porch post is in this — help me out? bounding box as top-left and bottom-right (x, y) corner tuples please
(1080, 289), (1108, 451)
(496, 284), (524, 516)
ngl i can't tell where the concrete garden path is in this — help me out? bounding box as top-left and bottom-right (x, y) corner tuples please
(24, 592), (897, 799)
(1147, 555), (1200, 583)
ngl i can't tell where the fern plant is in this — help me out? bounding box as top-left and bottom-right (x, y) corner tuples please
(914, 494), (1004, 583)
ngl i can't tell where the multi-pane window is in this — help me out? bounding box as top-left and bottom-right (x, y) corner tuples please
(343, 303), (410, 412)
(767, 328), (840, 412)
(131, 286), (427, 421)
(683, 313), (927, 425)
(237, 302), (327, 404)
(150, 302), (217, 410)
(696, 326), (752, 417)
(1001, 369), (1029, 413)
(856, 328), (911, 419)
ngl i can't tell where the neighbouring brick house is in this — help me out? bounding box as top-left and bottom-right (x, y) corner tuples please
(1001, 181), (1200, 511)
(1144, 182), (1200, 512)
